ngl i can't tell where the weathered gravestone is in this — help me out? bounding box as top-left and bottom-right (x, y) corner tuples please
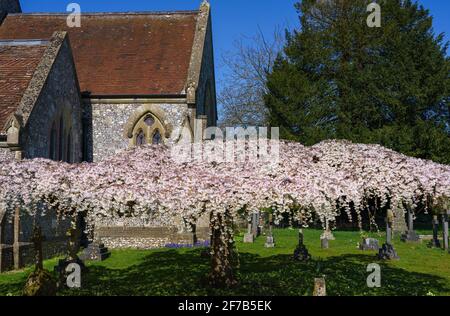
(80, 240), (110, 261)
(251, 212), (260, 237)
(321, 238), (329, 249)
(243, 223), (254, 243)
(293, 229), (311, 261)
(443, 213), (449, 252)
(401, 207), (420, 242)
(264, 214), (275, 248)
(359, 238), (379, 251)
(378, 211), (399, 260)
(313, 277), (326, 296)
(320, 220), (335, 240)
(428, 215), (441, 248)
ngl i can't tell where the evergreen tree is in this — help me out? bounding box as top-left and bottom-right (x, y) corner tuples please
(265, 0), (450, 163)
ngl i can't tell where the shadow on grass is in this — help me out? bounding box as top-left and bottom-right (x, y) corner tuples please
(2, 249), (448, 296)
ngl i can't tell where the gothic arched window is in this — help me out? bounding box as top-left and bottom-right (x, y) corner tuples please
(131, 113), (165, 147)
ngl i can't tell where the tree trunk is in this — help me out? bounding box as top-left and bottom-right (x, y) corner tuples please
(207, 211), (238, 288)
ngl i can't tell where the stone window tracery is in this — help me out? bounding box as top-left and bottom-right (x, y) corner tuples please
(131, 113), (165, 147)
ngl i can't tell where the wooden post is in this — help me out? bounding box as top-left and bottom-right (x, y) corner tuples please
(13, 206), (20, 269)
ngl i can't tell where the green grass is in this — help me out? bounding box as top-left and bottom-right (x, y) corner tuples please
(0, 229), (449, 296)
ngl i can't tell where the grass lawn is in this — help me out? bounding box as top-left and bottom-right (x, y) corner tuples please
(0, 229), (449, 296)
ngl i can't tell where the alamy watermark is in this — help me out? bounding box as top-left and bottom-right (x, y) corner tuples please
(67, 3), (81, 28)
(367, 2), (381, 28)
(170, 123), (280, 164)
(366, 263), (381, 288)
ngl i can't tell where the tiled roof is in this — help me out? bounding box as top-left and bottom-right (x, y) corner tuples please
(0, 12), (199, 96)
(0, 42), (48, 133)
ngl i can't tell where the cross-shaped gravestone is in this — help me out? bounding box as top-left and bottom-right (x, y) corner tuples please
(378, 212), (399, 260)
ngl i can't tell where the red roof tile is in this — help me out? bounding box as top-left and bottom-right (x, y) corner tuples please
(0, 43), (47, 132)
(0, 12), (199, 96)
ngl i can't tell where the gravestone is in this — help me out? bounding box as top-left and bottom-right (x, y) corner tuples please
(321, 238), (329, 249)
(359, 238), (379, 251)
(401, 208), (419, 242)
(264, 214), (275, 248)
(320, 220), (335, 240)
(293, 229), (311, 261)
(443, 214), (448, 251)
(313, 277), (326, 296)
(428, 215), (441, 248)
(243, 223), (254, 243)
(54, 226), (86, 288)
(80, 241), (110, 261)
(251, 212), (260, 237)
(378, 213), (399, 260)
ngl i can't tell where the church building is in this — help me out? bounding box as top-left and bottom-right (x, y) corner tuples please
(0, 0), (216, 271)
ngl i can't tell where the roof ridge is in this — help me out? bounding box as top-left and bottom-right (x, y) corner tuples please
(7, 10), (200, 16)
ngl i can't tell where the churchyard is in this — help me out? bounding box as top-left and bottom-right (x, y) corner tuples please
(0, 228), (448, 296)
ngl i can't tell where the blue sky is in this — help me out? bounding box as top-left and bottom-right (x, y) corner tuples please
(20, 0), (450, 95)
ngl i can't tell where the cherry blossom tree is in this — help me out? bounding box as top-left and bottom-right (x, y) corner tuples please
(1, 139), (449, 287)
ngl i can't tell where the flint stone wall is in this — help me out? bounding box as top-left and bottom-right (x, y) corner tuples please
(83, 101), (189, 162)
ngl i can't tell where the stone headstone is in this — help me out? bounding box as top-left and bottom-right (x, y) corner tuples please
(321, 238), (329, 249)
(401, 208), (420, 242)
(264, 214), (275, 248)
(401, 230), (420, 242)
(442, 214), (448, 251)
(293, 229), (311, 261)
(80, 242), (110, 261)
(359, 238), (379, 251)
(313, 278), (326, 296)
(378, 243), (399, 260)
(251, 213), (260, 237)
(264, 235), (275, 248)
(243, 223), (254, 243)
(378, 216), (399, 260)
(243, 233), (254, 243)
(428, 215), (441, 248)
(320, 220), (335, 240)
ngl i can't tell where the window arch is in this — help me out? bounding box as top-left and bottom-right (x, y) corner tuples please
(131, 113), (165, 147)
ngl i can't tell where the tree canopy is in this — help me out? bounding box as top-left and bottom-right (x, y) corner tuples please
(265, 0), (450, 164)
(1, 140), (449, 229)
